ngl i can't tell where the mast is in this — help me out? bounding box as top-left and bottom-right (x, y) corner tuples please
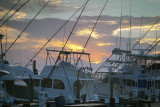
(0, 34), (4, 69)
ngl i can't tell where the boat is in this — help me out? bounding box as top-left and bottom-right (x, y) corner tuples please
(93, 47), (160, 102)
(0, 47), (105, 104)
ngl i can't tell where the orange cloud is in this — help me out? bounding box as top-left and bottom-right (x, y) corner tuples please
(96, 42), (114, 46)
(112, 23), (160, 36)
(80, 20), (117, 25)
(91, 61), (101, 64)
(30, 39), (84, 51)
(89, 52), (110, 65)
(137, 38), (160, 44)
(13, 12), (26, 20)
(76, 28), (104, 39)
(150, 51), (160, 54)
(1, 26), (29, 43)
(92, 20), (117, 25)
(48, 0), (63, 4)
(0, 10), (26, 20)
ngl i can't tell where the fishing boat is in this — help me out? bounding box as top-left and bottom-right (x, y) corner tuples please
(0, 48), (106, 104)
(94, 47), (160, 102)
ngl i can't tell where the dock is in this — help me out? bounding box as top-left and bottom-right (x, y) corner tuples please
(1, 101), (160, 107)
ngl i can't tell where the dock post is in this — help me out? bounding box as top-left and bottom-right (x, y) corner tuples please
(110, 98), (115, 107)
(23, 103), (30, 107)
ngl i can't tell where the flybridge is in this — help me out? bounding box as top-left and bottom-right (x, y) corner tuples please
(45, 49), (92, 69)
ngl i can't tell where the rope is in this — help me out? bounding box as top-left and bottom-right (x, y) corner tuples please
(94, 17), (160, 75)
(4, 0), (51, 58)
(76, 0), (110, 66)
(119, 0), (123, 49)
(128, 0), (132, 51)
(0, 0), (21, 22)
(0, 0), (30, 28)
(41, 0), (89, 91)
(25, 0), (90, 67)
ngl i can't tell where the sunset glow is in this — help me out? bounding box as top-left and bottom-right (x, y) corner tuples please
(0, 10), (27, 20)
(96, 43), (114, 46)
(91, 61), (101, 64)
(1, 0), (160, 72)
(76, 28), (104, 39)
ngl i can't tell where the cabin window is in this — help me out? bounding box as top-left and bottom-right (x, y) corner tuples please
(34, 79), (40, 86)
(53, 79), (65, 90)
(41, 79), (52, 88)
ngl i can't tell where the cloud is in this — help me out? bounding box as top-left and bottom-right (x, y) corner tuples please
(91, 61), (101, 64)
(49, 40), (84, 51)
(1, 15), (160, 72)
(0, 9), (27, 20)
(96, 42), (114, 46)
(137, 38), (160, 44)
(76, 28), (105, 39)
(47, 0), (63, 4)
(0, 26), (29, 43)
(26, 39), (84, 52)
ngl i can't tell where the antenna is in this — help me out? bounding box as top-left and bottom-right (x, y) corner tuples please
(139, 13), (143, 52)
(119, 0), (123, 49)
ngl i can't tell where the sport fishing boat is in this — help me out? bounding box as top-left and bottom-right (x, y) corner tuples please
(0, 49), (108, 104)
(94, 48), (160, 101)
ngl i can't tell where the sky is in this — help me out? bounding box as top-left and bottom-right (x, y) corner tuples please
(0, 0), (160, 73)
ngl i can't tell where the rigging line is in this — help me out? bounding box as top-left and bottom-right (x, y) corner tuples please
(4, 0), (51, 58)
(145, 38), (160, 55)
(108, 17), (160, 72)
(93, 54), (113, 75)
(25, 0), (89, 67)
(0, 0), (21, 23)
(48, 55), (52, 65)
(144, 28), (160, 54)
(139, 13), (143, 51)
(131, 16), (160, 51)
(128, 0), (132, 51)
(5, 19), (8, 60)
(155, 19), (158, 55)
(41, 0), (89, 91)
(61, 62), (72, 90)
(0, 0), (30, 28)
(119, 0), (122, 49)
(112, 39), (160, 73)
(63, 21), (66, 47)
(79, 59), (84, 69)
(48, 52), (56, 64)
(76, 0), (110, 67)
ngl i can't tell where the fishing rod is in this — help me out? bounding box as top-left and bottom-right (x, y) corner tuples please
(41, 0), (89, 91)
(25, 0), (90, 67)
(0, 0), (30, 28)
(0, 0), (21, 23)
(111, 17), (160, 72)
(75, 0), (110, 67)
(94, 16), (160, 74)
